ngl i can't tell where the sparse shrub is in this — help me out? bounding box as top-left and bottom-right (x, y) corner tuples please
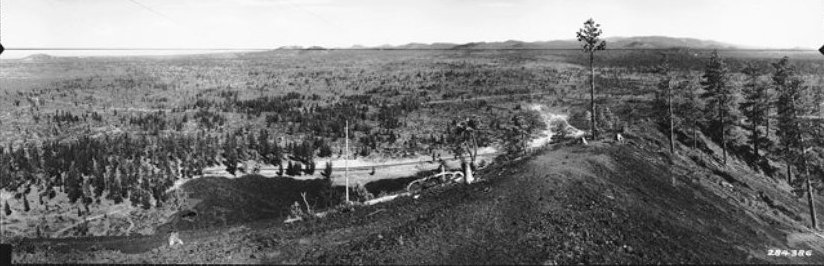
(502, 110), (547, 158)
(548, 119), (569, 138)
(317, 143), (333, 158)
(596, 107), (620, 133)
(354, 183), (374, 202)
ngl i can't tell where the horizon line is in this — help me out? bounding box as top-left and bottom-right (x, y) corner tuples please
(5, 47), (817, 52)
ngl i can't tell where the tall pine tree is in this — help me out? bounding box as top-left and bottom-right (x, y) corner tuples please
(774, 57), (800, 183)
(652, 56), (675, 154)
(700, 50), (740, 165)
(673, 76), (705, 149)
(740, 62), (770, 162)
(222, 134), (239, 176)
(576, 18), (607, 139)
(772, 56), (818, 229)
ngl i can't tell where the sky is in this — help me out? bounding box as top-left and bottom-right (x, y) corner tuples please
(1, 0), (822, 58)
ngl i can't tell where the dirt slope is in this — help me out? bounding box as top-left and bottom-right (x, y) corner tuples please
(297, 141), (823, 264)
(14, 134), (824, 264)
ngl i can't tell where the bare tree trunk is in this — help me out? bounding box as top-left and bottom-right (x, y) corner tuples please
(471, 134), (478, 170)
(463, 161), (474, 184)
(799, 137), (817, 227)
(753, 120), (760, 159)
(765, 105), (771, 140)
(787, 153), (793, 184)
(793, 96), (817, 229)
(801, 134), (817, 229)
(692, 124), (697, 149)
(590, 52), (597, 140)
(722, 122), (727, 164)
(807, 174), (817, 229)
(719, 103), (727, 165)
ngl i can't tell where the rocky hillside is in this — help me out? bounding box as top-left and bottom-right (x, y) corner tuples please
(13, 121), (824, 264)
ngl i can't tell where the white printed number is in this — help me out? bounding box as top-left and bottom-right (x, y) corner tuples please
(767, 249), (812, 257)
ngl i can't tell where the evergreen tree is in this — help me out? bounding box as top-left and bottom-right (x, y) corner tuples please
(700, 50), (740, 165)
(653, 56), (675, 154)
(319, 161), (339, 208)
(814, 81), (824, 147)
(774, 57), (801, 183)
(740, 62), (770, 161)
(246, 131), (258, 158)
(321, 161), (333, 179)
(258, 129), (272, 163)
(140, 189), (152, 210)
(673, 76), (705, 149)
(66, 163), (84, 204)
(772, 56), (818, 229)
(223, 135), (239, 176)
(304, 160), (316, 175)
(4, 200), (11, 216)
(293, 162), (303, 176)
(277, 162), (284, 176)
(576, 18), (607, 139)
(286, 161), (295, 176)
(317, 141), (333, 158)
(502, 110), (547, 158)
(359, 146), (369, 157)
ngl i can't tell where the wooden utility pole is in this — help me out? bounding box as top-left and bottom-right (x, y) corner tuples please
(345, 120), (350, 203)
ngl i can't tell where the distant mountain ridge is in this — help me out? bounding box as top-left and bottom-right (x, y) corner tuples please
(346, 36), (766, 50)
(21, 53), (59, 61)
(8, 36), (808, 60)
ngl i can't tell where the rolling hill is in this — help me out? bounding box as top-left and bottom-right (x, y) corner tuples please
(14, 121), (824, 264)
(351, 36), (753, 50)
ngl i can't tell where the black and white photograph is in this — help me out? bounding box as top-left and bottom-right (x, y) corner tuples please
(1, 0), (823, 264)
